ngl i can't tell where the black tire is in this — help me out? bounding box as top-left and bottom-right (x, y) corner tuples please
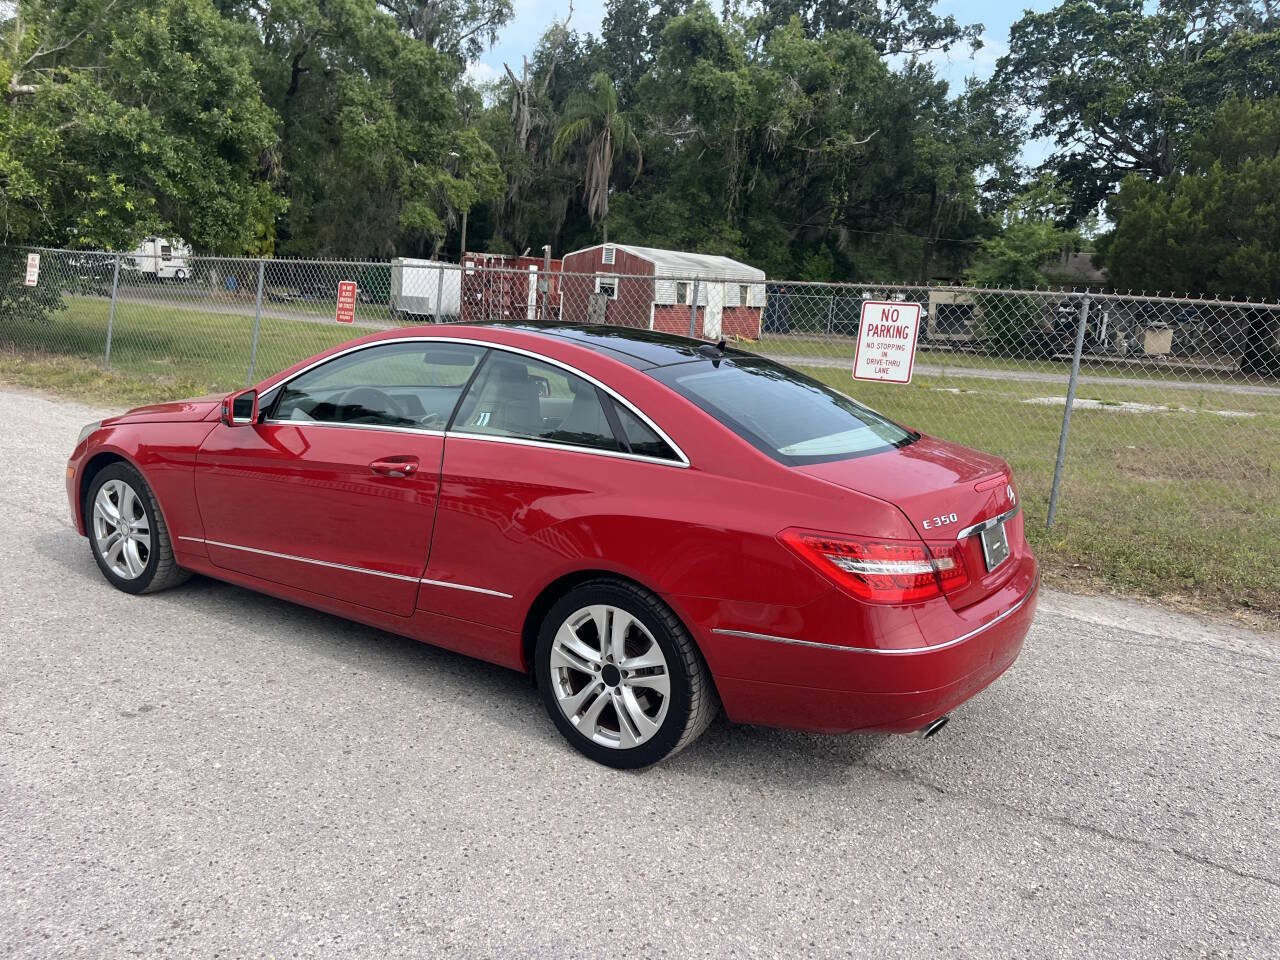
(86, 462), (191, 595)
(534, 579), (718, 769)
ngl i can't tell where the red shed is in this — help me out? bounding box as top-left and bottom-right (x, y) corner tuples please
(460, 252), (562, 323)
(559, 243), (767, 339)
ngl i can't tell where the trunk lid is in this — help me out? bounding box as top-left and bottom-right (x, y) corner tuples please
(797, 435), (1023, 609)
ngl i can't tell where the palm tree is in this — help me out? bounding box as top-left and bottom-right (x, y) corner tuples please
(552, 72), (642, 241)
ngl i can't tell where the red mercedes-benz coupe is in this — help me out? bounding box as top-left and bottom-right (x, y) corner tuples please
(66, 323), (1037, 767)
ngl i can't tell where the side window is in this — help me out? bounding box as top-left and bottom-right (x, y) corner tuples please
(271, 341), (484, 430)
(452, 353), (622, 452)
(613, 403), (679, 461)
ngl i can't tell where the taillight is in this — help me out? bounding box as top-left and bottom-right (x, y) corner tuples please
(778, 528), (969, 604)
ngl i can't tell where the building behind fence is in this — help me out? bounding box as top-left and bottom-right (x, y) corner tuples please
(2, 245), (1277, 570)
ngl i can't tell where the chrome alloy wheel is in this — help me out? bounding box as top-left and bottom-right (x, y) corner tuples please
(91, 478), (151, 580)
(549, 604), (671, 749)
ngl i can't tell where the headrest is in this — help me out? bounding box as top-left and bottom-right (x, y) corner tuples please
(494, 362), (529, 383)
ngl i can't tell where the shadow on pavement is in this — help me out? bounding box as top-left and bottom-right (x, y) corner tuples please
(36, 528), (965, 786)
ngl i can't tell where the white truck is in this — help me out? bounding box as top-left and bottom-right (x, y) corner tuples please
(391, 258), (462, 321)
(130, 237), (192, 281)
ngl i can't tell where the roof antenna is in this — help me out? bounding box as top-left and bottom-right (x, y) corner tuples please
(696, 339), (729, 362)
(716, 338), (726, 351)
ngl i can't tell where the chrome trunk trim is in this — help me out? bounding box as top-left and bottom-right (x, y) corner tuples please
(954, 504), (1021, 540)
(711, 574), (1038, 655)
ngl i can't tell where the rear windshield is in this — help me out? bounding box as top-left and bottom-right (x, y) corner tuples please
(651, 357), (915, 465)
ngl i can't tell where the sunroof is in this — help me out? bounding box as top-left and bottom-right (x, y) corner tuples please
(505, 323), (708, 367)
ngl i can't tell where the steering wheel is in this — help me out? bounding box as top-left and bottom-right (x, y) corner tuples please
(338, 386), (402, 422)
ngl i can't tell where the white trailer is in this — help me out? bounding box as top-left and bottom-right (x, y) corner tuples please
(130, 237), (192, 281)
(391, 258), (462, 320)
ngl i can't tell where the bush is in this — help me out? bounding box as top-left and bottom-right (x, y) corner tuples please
(0, 249), (69, 327)
(975, 291), (1058, 359)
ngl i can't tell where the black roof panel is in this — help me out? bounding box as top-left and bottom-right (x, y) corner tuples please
(501, 322), (751, 368)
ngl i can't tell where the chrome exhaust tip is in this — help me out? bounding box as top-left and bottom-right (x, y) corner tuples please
(911, 716), (950, 739)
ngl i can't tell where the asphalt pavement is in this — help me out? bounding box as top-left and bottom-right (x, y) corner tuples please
(1, 387), (1277, 959)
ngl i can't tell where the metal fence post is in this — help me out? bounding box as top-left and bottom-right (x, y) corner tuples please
(246, 259), (265, 387)
(433, 264), (445, 323)
(540, 244), (551, 320)
(689, 279), (700, 338)
(103, 253), (121, 369)
(1047, 293), (1090, 529)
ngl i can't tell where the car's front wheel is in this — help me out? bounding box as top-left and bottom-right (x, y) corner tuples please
(535, 579), (718, 768)
(87, 462), (190, 595)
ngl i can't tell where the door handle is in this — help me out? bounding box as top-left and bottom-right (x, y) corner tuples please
(370, 456), (419, 478)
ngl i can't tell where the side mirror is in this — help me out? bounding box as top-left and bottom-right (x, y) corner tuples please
(222, 388), (258, 426)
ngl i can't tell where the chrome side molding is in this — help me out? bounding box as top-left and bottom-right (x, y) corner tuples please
(176, 536), (513, 599)
(418, 577), (513, 599)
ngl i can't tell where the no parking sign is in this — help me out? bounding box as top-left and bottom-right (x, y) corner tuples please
(853, 300), (922, 384)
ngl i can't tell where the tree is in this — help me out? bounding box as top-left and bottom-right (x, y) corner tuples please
(968, 181), (1080, 289)
(477, 8), (596, 255)
(551, 71), (641, 238)
(967, 181), (1081, 356)
(600, 0), (657, 104)
(743, 0), (982, 56)
(0, 0), (1021, 275)
(997, 0), (1280, 221)
(376, 0), (513, 64)
(223, 0), (503, 257)
(600, 5), (1011, 281)
(0, 0), (282, 252)
(1099, 96), (1280, 300)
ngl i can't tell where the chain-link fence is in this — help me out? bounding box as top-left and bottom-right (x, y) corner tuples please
(3, 245), (1278, 612)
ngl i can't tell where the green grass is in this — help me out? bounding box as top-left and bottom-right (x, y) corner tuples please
(805, 365), (1280, 622)
(3, 295), (1277, 622)
(744, 333), (1252, 385)
(1, 295), (372, 399)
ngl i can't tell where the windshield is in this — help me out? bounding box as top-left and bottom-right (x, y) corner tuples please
(652, 357), (915, 465)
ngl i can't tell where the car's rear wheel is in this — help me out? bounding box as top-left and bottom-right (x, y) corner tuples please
(535, 579), (717, 769)
(87, 462), (190, 595)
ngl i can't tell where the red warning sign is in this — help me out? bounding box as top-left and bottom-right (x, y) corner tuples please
(335, 281), (357, 324)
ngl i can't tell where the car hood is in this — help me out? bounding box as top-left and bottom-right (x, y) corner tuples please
(103, 394), (225, 425)
(796, 434), (1014, 538)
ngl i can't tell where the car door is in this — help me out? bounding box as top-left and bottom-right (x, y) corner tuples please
(193, 340), (486, 617)
(421, 348), (685, 627)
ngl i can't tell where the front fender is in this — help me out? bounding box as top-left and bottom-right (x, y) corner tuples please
(67, 422), (216, 542)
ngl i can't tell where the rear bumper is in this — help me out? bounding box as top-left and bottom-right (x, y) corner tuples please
(695, 563), (1038, 735)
